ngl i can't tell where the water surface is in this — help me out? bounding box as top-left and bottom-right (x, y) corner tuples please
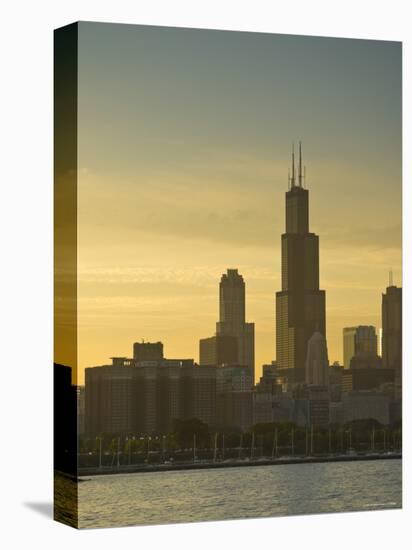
(78, 459), (401, 528)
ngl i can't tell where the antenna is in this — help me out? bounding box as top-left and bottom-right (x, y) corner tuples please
(298, 141), (303, 187)
(288, 168), (291, 189)
(304, 165), (306, 187)
(291, 143), (296, 187)
(389, 269), (393, 287)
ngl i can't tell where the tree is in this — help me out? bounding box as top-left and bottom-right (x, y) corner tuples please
(172, 418), (209, 448)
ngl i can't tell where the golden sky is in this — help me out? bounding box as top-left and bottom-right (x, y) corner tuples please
(75, 23), (401, 384)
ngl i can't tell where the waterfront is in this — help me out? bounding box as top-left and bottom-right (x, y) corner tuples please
(77, 458), (401, 529)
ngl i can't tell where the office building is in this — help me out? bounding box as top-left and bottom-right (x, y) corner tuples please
(216, 365), (253, 430)
(343, 326), (378, 370)
(133, 341), (164, 362)
(215, 269), (255, 380)
(328, 362), (344, 402)
(199, 334), (238, 366)
(343, 391), (390, 425)
(85, 343), (217, 435)
(307, 385), (330, 427)
(276, 144), (326, 384)
(342, 364), (394, 393)
(305, 331), (329, 386)
(382, 284), (402, 400)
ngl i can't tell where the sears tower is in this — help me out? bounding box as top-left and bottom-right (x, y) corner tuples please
(276, 143), (326, 384)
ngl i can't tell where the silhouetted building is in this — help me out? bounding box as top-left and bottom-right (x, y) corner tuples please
(255, 362), (282, 394)
(85, 346), (217, 435)
(343, 391), (390, 425)
(328, 362), (343, 402)
(216, 269), (255, 380)
(382, 284), (402, 400)
(133, 341), (164, 362)
(77, 386), (85, 435)
(382, 285), (402, 370)
(181, 364), (217, 428)
(199, 334), (238, 366)
(343, 326), (377, 370)
(111, 357), (133, 367)
(329, 401), (344, 425)
(253, 363), (290, 424)
(54, 363), (77, 475)
(307, 385), (330, 427)
(276, 144), (326, 384)
(342, 364), (394, 393)
(253, 391), (294, 425)
(349, 352), (382, 370)
(85, 364), (139, 435)
(216, 365), (253, 430)
(305, 331), (329, 386)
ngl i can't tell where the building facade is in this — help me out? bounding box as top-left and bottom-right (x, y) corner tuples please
(85, 348), (217, 436)
(199, 334), (238, 366)
(215, 269), (255, 380)
(216, 365), (254, 431)
(343, 326), (378, 370)
(305, 331), (329, 386)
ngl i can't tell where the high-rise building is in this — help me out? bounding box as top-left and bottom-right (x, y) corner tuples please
(133, 341), (164, 362)
(199, 334), (238, 366)
(276, 144), (326, 384)
(84, 345), (217, 436)
(342, 364), (394, 393)
(180, 364), (217, 428)
(216, 365), (253, 431)
(343, 326), (378, 369)
(382, 284), (402, 372)
(215, 269), (255, 380)
(305, 331), (329, 386)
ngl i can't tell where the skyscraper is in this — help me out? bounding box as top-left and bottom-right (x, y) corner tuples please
(305, 331), (329, 386)
(382, 284), (402, 371)
(276, 144), (326, 384)
(199, 334), (238, 366)
(216, 269), (255, 380)
(343, 325), (378, 370)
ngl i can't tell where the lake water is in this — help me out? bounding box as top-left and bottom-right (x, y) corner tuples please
(77, 459), (402, 529)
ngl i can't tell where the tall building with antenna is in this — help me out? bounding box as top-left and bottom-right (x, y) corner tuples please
(382, 274), (402, 372)
(276, 143), (326, 384)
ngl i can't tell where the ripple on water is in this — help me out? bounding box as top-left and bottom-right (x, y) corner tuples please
(77, 459), (402, 529)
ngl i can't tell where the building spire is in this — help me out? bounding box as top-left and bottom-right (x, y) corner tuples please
(389, 269), (393, 287)
(291, 143), (296, 187)
(298, 141), (303, 187)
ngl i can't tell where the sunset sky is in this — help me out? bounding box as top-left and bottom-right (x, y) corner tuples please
(76, 23), (401, 385)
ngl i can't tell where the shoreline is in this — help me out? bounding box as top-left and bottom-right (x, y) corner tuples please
(77, 452), (401, 478)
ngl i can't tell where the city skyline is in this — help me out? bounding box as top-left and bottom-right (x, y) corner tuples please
(74, 23), (402, 385)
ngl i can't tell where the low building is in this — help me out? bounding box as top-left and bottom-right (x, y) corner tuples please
(216, 365), (253, 430)
(328, 362), (343, 402)
(342, 391), (391, 425)
(199, 334), (238, 366)
(307, 385), (330, 427)
(342, 365), (394, 393)
(329, 401), (344, 425)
